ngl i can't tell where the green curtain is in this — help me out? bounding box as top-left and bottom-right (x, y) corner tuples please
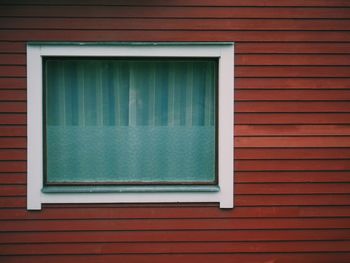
(45, 58), (217, 184)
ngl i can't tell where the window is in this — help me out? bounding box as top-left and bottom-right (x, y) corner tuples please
(27, 42), (234, 210)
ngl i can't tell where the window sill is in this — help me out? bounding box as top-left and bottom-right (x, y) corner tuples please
(42, 185), (220, 193)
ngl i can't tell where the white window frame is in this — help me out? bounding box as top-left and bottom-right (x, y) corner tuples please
(27, 42), (234, 210)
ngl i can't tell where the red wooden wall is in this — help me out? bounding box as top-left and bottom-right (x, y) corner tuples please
(1, 0), (350, 262)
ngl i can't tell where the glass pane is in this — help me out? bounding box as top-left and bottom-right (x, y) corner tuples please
(45, 58), (217, 184)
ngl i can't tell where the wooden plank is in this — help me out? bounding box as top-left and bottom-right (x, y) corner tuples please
(236, 194), (350, 206)
(0, 102), (26, 112)
(0, 185), (25, 197)
(236, 101), (350, 112)
(235, 136), (350, 147)
(0, 196), (350, 210)
(236, 43), (350, 54)
(0, 218), (349, 231)
(237, 183), (350, 194)
(0, 54), (24, 65)
(236, 171), (350, 183)
(236, 78), (350, 89)
(2, 0), (350, 7)
(236, 113), (350, 125)
(0, 149), (26, 160)
(0, 42), (25, 53)
(0, 66), (24, 77)
(0, 138), (26, 148)
(3, 42), (350, 55)
(0, 197), (25, 208)
(235, 159), (350, 171)
(236, 113), (350, 124)
(1, 6), (349, 19)
(1, 206), (350, 220)
(235, 125), (350, 136)
(0, 78), (25, 90)
(0, 173), (25, 184)
(236, 66), (350, 77)
(235, 148), (350, 160)
(1, 254), (350, 263)
(1, 229), (349, 244)
(1, 30), (350, 42)
(0, 90), (26, 101)
(237, 54), (350, 65)
(1, 240), (350, 254)
(0, 114), (26, 125)
(0, 161), (26, 173)
(235, 90), (350, 101)
(0, 126), (26, 136)
(2, 18), (350, 31)
(2, 194), (350, 208)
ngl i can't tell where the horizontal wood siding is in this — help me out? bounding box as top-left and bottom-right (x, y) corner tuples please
(0, 0), (350, 262)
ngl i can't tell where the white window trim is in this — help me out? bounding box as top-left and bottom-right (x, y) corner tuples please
(27, 42), (234, 210)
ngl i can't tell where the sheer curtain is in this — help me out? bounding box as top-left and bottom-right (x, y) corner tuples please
(45, 58), (217, 184)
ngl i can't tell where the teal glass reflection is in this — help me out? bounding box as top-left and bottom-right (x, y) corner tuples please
(45, 58), (217, 184)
